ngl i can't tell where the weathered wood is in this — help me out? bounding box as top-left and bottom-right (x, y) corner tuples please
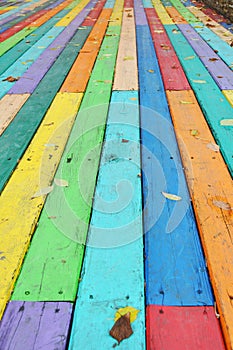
(147, 305), (225, 349)
(152, 0), (174, 24)
(108, 0), (124, 26)
(0, 301), (72, 350)
(166, 6), (187, 23)
(113, 8), (138, 90)
(134, 0), (148, 25)
(166, 90), (233, 350)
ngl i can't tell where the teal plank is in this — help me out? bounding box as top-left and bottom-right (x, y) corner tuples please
(165, 24), (233, 176)
(69, 91), (145, 349)
(142, 0), (153, 8)
(104, 0), (115, 7)
(0, 26), (64, 99)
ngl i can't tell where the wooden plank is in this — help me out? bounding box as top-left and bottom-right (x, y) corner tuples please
(0, 301), (72, 350)
(189, 6), (233, 45)
(0, 94), (29, 136)
(124, 0), (133, 7)
(165, 24), (233, 176)
(82, 0), (106, 26)
(136, 24), (213, 306)
(0, 27), (36, 58)
(222, 90), (233, 106)
(113, 8), (138, 90)
(69, 91), (146, 349)
(0, 27), (90, 193)
(166, 6), (187, 23)
(147, 305), (225, 349)
(151, 0), (174, 24)
(178, 23), (233, 90)
(160, 0), (172, 6)
(108, 0), (124, 26)
(143, 0), (153, 8)
(146, 8), (190, 90)
(134, 0), (148, 26)
(166, 89), (233, 350)
(55, 0), (89, 26)
(12, 26), (121, 302)
(61, 8), (112, 93)
(168, 0), (199, 22)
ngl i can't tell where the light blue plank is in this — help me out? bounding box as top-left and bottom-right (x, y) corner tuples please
(104, 0), (116, 8)
(136, 24), (213, 306)
(69, 91), (145, 349)
(0, 0), (41, 21)
(142, 0), (153, 8)
(0, 26), (64, 99)
(165, 24), (233, 176)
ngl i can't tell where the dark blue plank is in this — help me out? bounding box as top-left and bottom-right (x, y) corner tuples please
(136, 24), (213, 306)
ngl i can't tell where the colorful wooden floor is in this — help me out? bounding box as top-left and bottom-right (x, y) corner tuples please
(0, 0), (233, 348)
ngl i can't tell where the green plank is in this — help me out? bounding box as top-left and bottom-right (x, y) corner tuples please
(169, 0), (199, 22)
(0, 27), (35, 57)
(12, 26), (121, 301)
(165, 24), (233, 176)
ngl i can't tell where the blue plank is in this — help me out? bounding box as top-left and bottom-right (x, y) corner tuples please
(136, 25), (214, 306)
(104, 0), (116, 8)
(69, 91), (146, 349)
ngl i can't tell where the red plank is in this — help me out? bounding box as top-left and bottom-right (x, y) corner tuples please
(0, 10), (47, 43)
(202, 7), (226, 23)
(147, 305), (226, 350)
(146, 8), (190, 90)
(82, 0), (106, 26)
(124, 0), (133, 7)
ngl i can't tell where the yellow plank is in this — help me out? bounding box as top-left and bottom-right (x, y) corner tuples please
(152, 0), (174, 25)
(108, 0), (124, 26)
(166, 90), (233, 350)
(0, 92), (83, 319)
(55, 0), (89, 26)
(113, 8), (138, 90)
(222, 90), (233, 106)
(0, 94), (30, 136)
(189, 6), (233, 45)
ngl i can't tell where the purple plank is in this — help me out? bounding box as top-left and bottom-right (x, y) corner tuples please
(134, 0), (148, 25)
(0, 301), (73, 350)
(48, 0), (66, 9)
(178, 24), (233, 90)
(9, 0), (96, 94)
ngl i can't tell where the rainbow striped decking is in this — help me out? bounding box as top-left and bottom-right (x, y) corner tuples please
(0, 0), (232, 348)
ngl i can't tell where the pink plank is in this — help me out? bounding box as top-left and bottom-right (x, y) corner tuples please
(147, 305), (225, 350)
(0, 301), (73, 350)
(124, 0), (134, 7)
(82, 0), (106, 26)
(178, 24), (233, 90)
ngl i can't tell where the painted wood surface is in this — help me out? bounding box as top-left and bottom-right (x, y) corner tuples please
(0, 301), (72, 350)
(165, 24), (233, 176)
(166, 90), (233, 350)
(134, 0), (148, 25)
(147, 305), (225, 349)
(166, 6), (187, 23)
(146, 8), (190, 90)
(69, 90), (146, 350)
(108, 0), (124, 26)
(152, 0), (174, 24)
(223, 90), (233, 106)
(12, 26), (121, 302)
(55, 0), (90, 26)
(113, 8), (138, 90)
(82, 0), (106, 26)
(178, 23), (233, 89)
(61, 8), (112, 92)
(169, 0), (198, 22)
(0, 28), (36, 58)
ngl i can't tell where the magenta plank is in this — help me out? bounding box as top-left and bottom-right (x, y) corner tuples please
(134, 0), (148, 25)
(178, 24), (233, 90)
(0, 301), (73, 350)
(8, 0), (96, 94)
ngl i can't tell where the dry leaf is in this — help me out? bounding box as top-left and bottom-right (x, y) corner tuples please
(130, 97), (137, 101)
(109, 313), (133, 344)
(180, 100), (193, 104)
(54, 178), (69, 187)
(190, 129), (199, 136)
(172, 29), (179, 33)
(213, 200), (231, 211)
(32, 186), (53, 198)
(123, 56), (134, 61)
(115, 307), (140, 323)
(192, 79), (207, 84)
(154, 29), (164, 33)
(207, 142), (219, 152)
(184, 55), (195, 60)
(160, 44), (170, 50)
(162, 191), (182, 201)
(2, 76), (19, 82)
(220, 119), (233, 126)
(209, 57), (219, 61)
(147, 69), (154, 73)
(122, 139), (129, 143)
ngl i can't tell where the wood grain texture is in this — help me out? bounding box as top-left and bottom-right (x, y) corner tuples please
(0, 301), (72, 350)
(113, 8), (138, 90)
(166, 6), (187, 23)
(165, 24), (233, 176)
(152, 0), (174, 24)
(108, 0), (124, 26)
(69, 91), (146, 350)
(146, 8), (190, 90)
(12, 26), (121, 302)
(0, 94), (30, 136)
(147, 305), (225, 350)
(222, 90), (233, 106)
(61, 8), (112, 92)
(166, 90), (233, 350)
(137, 24), (213, 306)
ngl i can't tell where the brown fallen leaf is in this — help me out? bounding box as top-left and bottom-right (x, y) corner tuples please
(2, 76), (19, 82)
(213, 200), (232, 211)
(109, 313), (133, 344)
(209, 57), (219, 61)
(160, 44), (170, 50)
(122, 139), (129, 143)
(190, 129), (199, 136)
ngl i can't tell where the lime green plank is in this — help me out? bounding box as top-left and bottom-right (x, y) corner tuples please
(12, 26), (121, 302)
(169, 0), (199, 22)
(0, 27), (35, 57)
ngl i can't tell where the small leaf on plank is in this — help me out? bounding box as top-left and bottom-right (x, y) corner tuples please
(192, 79), (207, 84)
(220, 119), (233, 126)
(179, 100), (193, 104)
(207, 142), (220, 152)
(123, 56), (134, 61)
(162, 192), (182, 201)
(32, 186), (54, 198)
(184, 55), (195, 60)
(213, 200), (232, 211)
(109, 313), (133, 344)
(54, 179), (69, 187)
(190, 129), (199, 136)
(2, 76), (19, 82)
(115, 306), (140, 323)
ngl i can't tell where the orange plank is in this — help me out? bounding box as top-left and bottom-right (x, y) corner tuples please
(166, 7), (187, 24)
(60, 8), (112, 93)
(166, 90), (233, 350)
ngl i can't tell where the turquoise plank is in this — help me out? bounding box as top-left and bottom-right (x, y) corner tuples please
(161, 0), (172, 6)
(0, 26), (64, 99)
(142, 0), (153, 8)
(191, 24), (233, 70)
(165, 24), (233, 176)
(104, 0), (116, 8)
(136, 24), (213, 306)
(0, 0), (41, 20)
(69, 91), (145, 349)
